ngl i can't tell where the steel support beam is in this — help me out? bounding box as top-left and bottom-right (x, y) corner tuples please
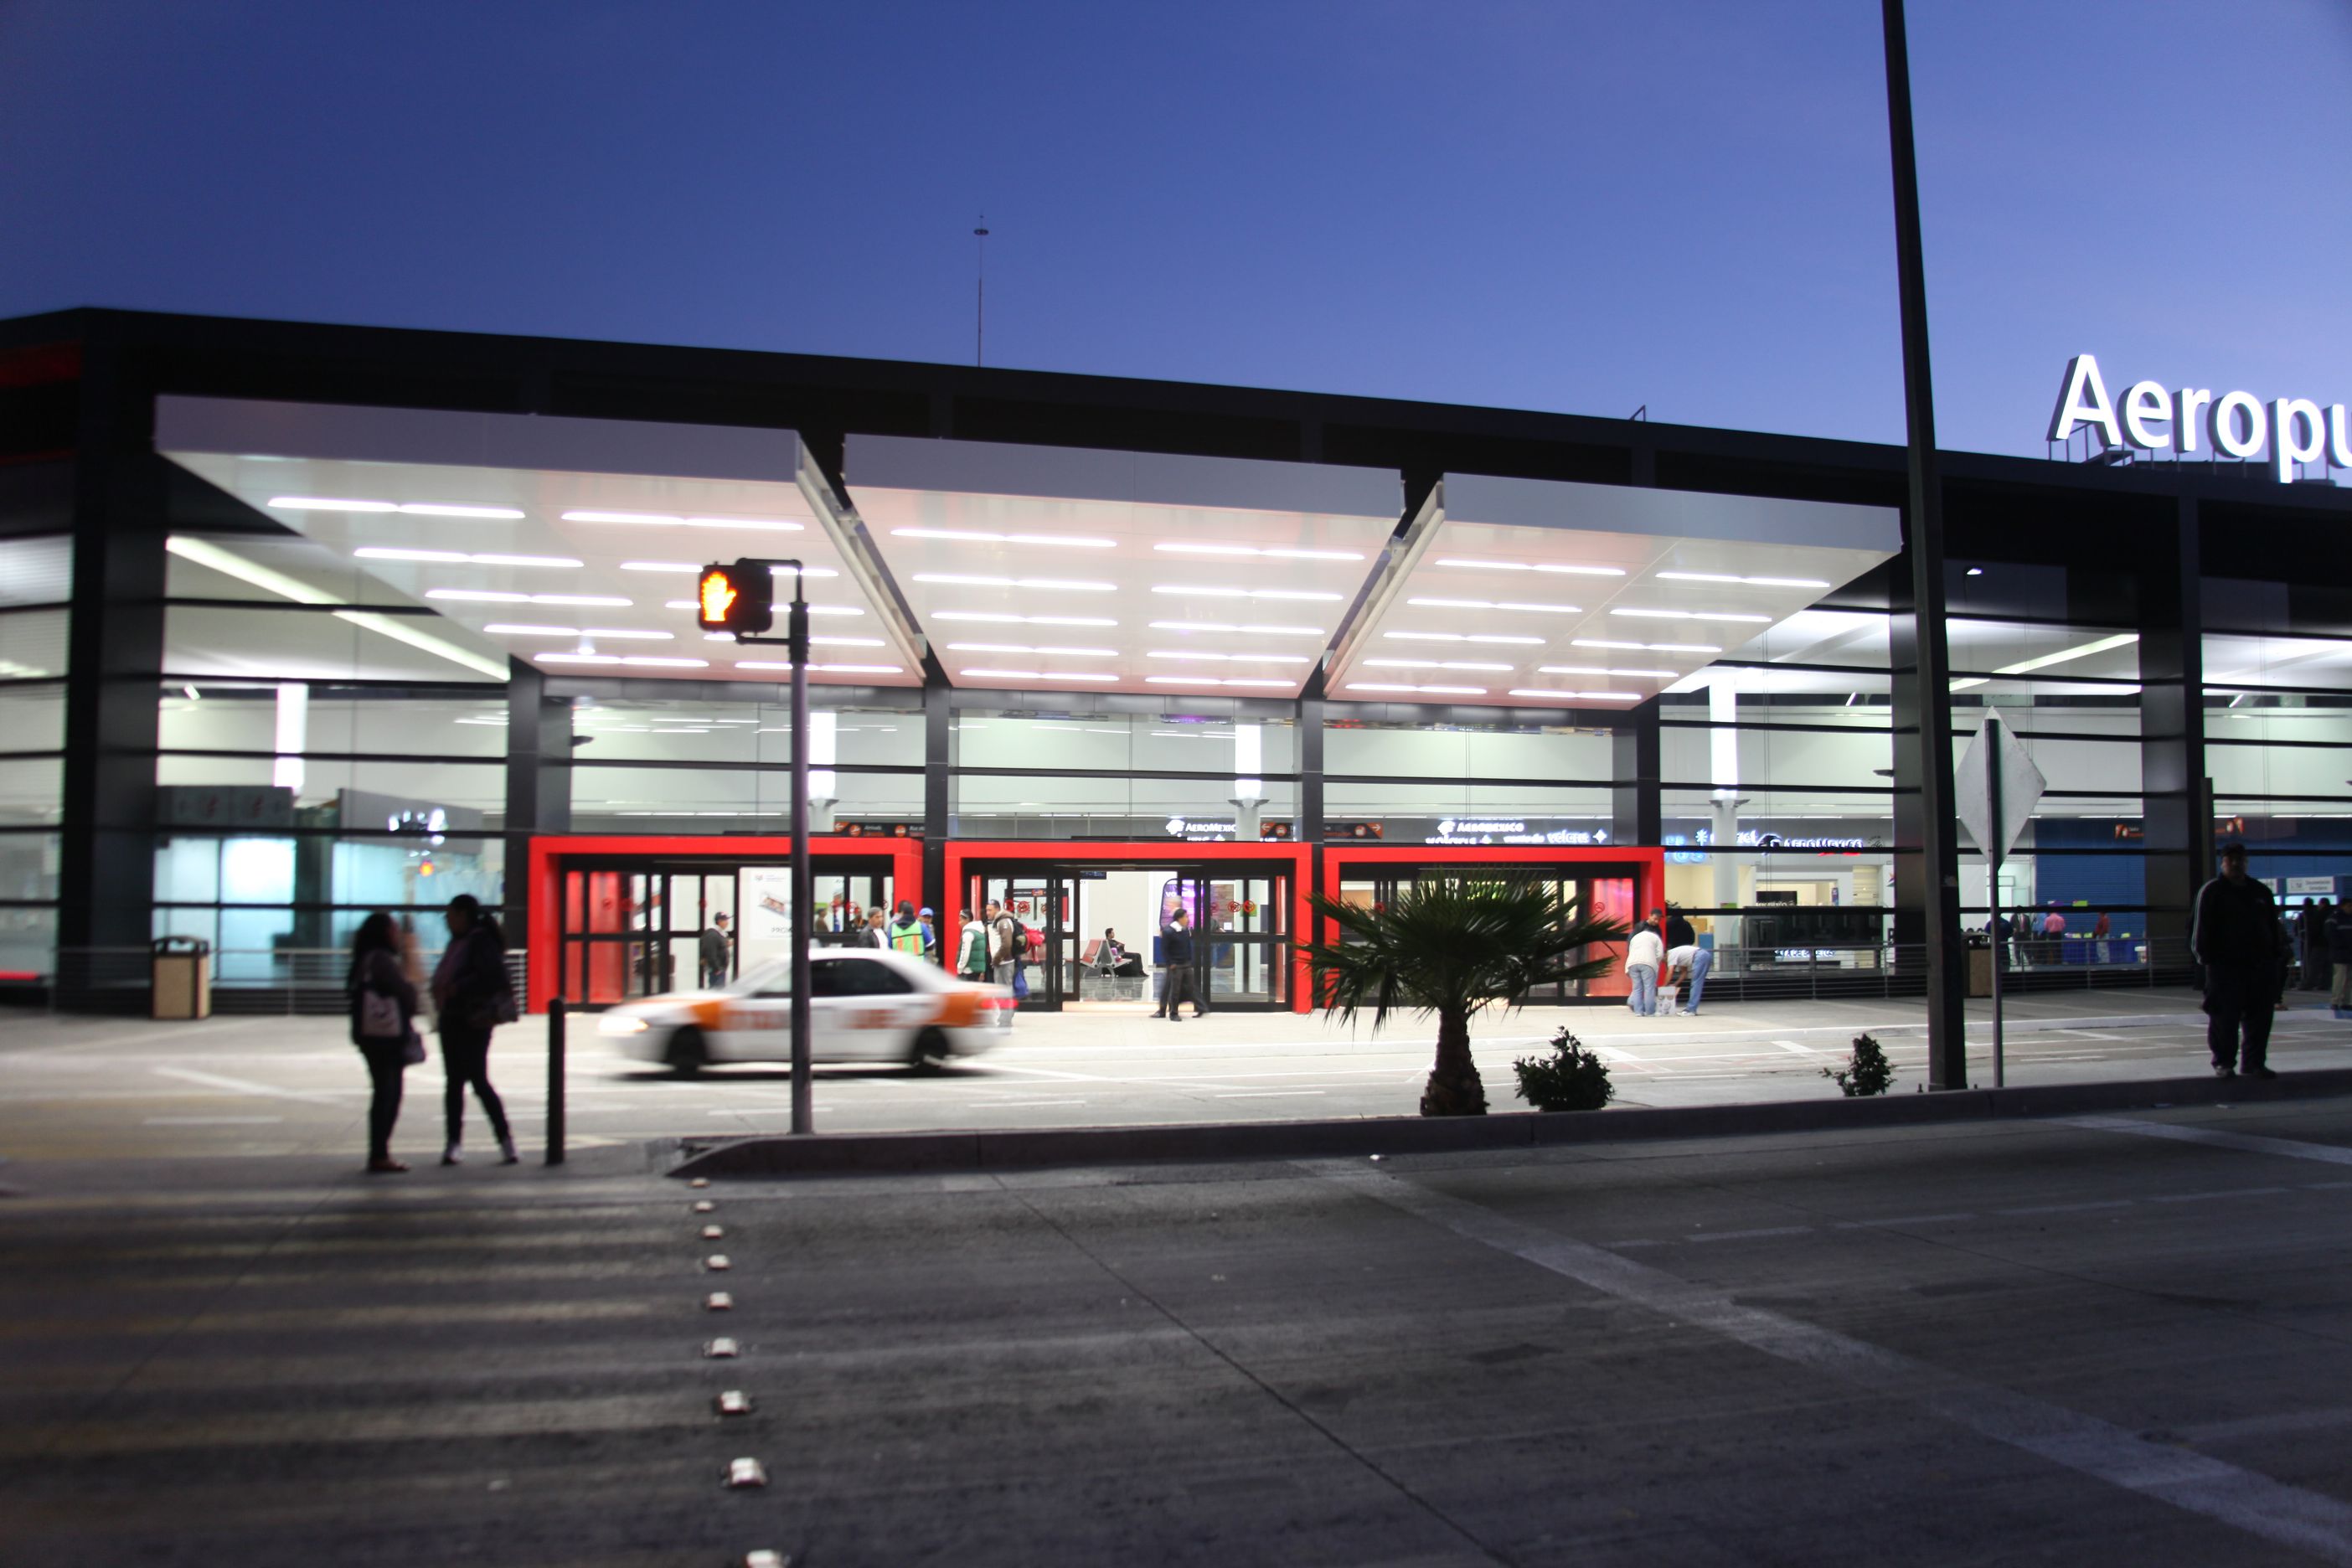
(1881, 0), (1968, 1088)
(1612, 703), (1662, 848)
(58, 332), (167, 952)
(2139, 496), (2205, 954)
(503, 658), (571, 942)
(922, 651), (952, 920)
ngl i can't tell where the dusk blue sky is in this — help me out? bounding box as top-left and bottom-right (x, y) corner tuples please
(3, 1), (2345, 457)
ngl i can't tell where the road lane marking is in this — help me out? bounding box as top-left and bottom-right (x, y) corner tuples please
(1772, 1040), (1816, 1055)
(1213, 1091), (1329, 1099)
(142, 1116), (285, 1126)
(1689, 1225), (1814, 1243)
(149, 1067), (345, 1106)
(2067, 1117), (2352, 1168)
(1315, 1161), (2352, 1565)
(1997, 1200), (2134, 1216)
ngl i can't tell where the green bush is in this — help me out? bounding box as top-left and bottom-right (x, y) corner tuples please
(1823, 1032), (1895, 1097)
(1513, 1027), (1615, 1112)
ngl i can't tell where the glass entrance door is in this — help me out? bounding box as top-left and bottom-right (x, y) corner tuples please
(1330, 867), (1632, 1003)
(966, 862), (1292, 1014)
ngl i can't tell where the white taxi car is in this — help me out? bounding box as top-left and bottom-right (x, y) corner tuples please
(596, 948), (1015, 1074)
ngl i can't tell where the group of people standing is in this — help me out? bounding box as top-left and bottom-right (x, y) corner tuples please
(344, 894), (519, 1174)
(1622, 905), (1711, 1018)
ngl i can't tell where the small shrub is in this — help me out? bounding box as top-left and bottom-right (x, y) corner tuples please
(1823, 1032), (1895, 1097)
(1513, 1027), (1614, 1112)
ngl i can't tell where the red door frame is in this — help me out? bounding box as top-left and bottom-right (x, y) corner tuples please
(945, 839), (1316, 1014)
(1320, 843), (1667, 1002)
(524, 833), (924, 1012)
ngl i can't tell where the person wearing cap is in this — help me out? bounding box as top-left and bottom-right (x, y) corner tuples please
(916, 906), (939, 962)
(2192, 842), (2283, 1080)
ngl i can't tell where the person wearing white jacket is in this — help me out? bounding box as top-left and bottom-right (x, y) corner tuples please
(1625, 922), (1664, 1017)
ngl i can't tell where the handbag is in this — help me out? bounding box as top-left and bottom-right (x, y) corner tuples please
(357, 987), (403, 1041)
(1011, 966), (1029, 1001)
(402, 1027), (427, 1066)
(493, 985), (521, 1025)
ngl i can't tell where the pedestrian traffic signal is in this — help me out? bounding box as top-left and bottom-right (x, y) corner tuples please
(697, 560), (773, 636)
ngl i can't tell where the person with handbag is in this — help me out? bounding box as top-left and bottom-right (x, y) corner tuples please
(347, 910), (421, 1174)
(431, 894), (518, 1166)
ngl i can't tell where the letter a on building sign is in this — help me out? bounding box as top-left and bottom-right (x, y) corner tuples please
(1954, 709), (2045, 858)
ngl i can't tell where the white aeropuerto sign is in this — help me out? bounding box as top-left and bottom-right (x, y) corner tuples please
(2049, 353), (2349, 482)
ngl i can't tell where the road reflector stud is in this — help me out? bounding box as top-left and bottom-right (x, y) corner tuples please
(717, 1389), (753, 1416)
(694, 1199), (717, 1213)
(691, 1178), (711, 1189)
(727, 1457), (768, 1488)
(705, 1291), (734, 1311)
(744, 1552), (788, 1568)
(704, 1337), (740, 1358)
(705, 1254), (731, 1271)
(703, 1225), (726, 1240)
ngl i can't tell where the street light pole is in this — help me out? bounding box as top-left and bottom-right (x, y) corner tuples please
(1880, 0), (1968, 1090)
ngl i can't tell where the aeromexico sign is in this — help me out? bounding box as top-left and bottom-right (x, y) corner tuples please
(2048, 353), (2349, 482)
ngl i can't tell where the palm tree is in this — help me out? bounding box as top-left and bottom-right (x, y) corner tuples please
(1302, 877), (1628, 1116)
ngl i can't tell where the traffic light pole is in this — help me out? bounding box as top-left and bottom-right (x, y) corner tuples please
(709, 557), (814, 1133)
(784, 572), (813, 1134)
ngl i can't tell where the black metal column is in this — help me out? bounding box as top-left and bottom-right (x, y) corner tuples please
(1881, 0), (1968, 1087)
(503, 658), (571, 940)
(922, 652), (952, 919)
(1299, 674), (1325, 979)
(2139, 496), (2205, 956)
(1611, 702), (1662, 848)
(57, 332), (167, 953)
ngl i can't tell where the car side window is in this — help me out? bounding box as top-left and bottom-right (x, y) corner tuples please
(832, 958), (914, 997)
(806, 962), (848, 999)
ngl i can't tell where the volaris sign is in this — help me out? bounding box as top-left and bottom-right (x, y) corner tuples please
(2048, 353), (2349, 482)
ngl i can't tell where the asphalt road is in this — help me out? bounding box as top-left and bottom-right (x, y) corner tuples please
(3, 990), (2348, 1169)
(9, 1101), (2352, 1564)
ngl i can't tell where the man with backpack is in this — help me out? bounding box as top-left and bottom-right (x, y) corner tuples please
(988, 900), (1023, 989)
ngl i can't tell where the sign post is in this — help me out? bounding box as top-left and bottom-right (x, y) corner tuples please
(1954, 708), (2046, 1087)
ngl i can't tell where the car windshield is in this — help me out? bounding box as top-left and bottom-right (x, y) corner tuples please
(734, 958), (792, 997)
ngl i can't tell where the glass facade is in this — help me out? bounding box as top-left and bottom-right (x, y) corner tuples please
(9, 324), (2348, 1029)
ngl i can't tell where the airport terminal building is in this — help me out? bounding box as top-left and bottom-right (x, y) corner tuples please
(3, 309), (2349, 1017)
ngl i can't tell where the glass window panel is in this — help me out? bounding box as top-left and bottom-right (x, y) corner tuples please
(0, 757), (61, 827)
(0, 832), (59, 902)
(0, 905), (56, 980)
(0, 683), (64, 752)
(1326, 722), (1609, 781)
(1947, 619), (2140, 679)
(163, 604), (503, 684)
(0, 608), (68, 681)
(0, 538), (71, 607)
(951, 776), (1297, 839)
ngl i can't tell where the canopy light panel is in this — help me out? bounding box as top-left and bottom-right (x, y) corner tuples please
(158, 400), (921, 687)
(1328, 472), (1898, 711)
(845, 434), (1401, 696)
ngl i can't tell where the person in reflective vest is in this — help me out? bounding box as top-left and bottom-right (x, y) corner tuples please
(888, 901), (926, 958)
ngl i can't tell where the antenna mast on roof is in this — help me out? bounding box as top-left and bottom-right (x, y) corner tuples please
(972, 216), (990, 367)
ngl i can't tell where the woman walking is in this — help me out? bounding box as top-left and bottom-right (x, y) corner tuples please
(432, 894), (518, 1167)
(347, 911), (419, 1173)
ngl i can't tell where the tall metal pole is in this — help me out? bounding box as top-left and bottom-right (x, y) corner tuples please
(1880, 0), (1968, 1089)
(973, 219), (989, 367)
(787, 566), (814, 1134)
(1988, 752), (2004, 1089)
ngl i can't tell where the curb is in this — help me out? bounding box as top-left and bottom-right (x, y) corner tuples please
(668, 1068), (2352, 1179)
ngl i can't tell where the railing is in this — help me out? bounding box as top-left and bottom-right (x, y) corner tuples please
(1679, 936), (2202, 1003)
(43, 946), (531, 1017)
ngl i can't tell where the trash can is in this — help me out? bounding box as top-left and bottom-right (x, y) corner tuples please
(152, 936), (213, 1019)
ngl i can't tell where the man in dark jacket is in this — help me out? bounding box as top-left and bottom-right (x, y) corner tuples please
(1661, 906), (1696, 952)
(699, 913), (731, 988)
(1155, 908), (1203, 1022)
(2329, 902), (2352, 1019)
(2192, 842), (2282, 1079)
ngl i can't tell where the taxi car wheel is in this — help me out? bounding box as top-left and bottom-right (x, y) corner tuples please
(906, 1026), (950, 1073)
(665, 1028), (708, 1077)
